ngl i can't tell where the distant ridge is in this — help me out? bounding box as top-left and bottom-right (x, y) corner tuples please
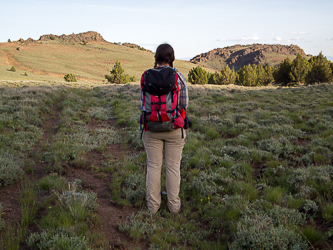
(190, 44), (311, 71)
(13, 31), (153, 53)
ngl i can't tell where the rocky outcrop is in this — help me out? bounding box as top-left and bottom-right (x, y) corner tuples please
(190, 44), (311, 71)
(39, 31), (108, 44)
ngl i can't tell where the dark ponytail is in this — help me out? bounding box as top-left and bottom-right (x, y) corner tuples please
(154, 44), (175, 68)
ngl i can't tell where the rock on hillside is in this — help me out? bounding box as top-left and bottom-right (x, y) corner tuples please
(122, 43), (153, 53)
(190, 44), (311, 71)
(39, 31), (108, 44)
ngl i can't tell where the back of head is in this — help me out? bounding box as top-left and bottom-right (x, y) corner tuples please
(154, 44), (175, 68)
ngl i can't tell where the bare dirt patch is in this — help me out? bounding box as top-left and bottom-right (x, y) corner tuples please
(0, 181), (21, 226)
(295, 138), (311, 146)
(66, 166), (147, 249)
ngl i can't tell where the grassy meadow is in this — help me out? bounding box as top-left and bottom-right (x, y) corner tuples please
(0, 79), (333, 249)
(0, 41), (214, 82)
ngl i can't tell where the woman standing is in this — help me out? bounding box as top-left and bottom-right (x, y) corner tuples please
(140, 44), (188, 214)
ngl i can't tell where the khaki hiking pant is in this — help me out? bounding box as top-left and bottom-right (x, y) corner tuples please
(143, 129), (186, 214)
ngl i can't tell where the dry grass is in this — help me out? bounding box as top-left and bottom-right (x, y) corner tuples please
(0, 41), (215, 82)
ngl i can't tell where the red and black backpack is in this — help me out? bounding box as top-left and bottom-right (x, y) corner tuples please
(140, 67), (185, 135)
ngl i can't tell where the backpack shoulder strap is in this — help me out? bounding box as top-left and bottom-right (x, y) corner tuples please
(175, 71), (185, 85)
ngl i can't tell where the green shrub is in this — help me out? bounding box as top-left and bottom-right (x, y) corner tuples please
(252, 149), (262, 163)
(55, 188), (98, 223)
(50, 35), (56, 40)
(231, 214), (308, 249)
(9, 66), (16, 72)
(59, 189), (98, 212)
(7, 39), (11, 43)
(39, 173), (67, 192)
(20, 178), (38, 227)
(322, 203), (333, 221)
(105, 59), (136, 84)
(324, 228), (333, 240)
(205, 127), (220, 140)
(122, 173), (145, 204)
(301, 226), (323, 244)
(24, 72), (28, 76)
(188, 169), (227, 196)
(266, 205), (306, 226)
(82, 40), (87, 45)
(0, 223), (24, 249)
(229, 162), (253, 181)
(231, 181), (258, 201)
(300, 200), (318, 215)
(288, 166), (333, 198)
(119, 211), (160, 240)
(188, 66), (208, 85)
(264, 186), (287, 204)
(0, 150), (24, 186)
(64, 73), (77, 82)
(27, 228), (90, 250)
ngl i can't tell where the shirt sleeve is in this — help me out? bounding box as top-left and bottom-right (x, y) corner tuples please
(140, 72), (145, 110)
(177, 72), (189, 111)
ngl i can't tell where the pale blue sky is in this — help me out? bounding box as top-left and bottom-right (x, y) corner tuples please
(1, 0), (332, 60)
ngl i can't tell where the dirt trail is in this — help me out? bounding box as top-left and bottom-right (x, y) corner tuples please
(0, 94), (146, 249)
(0, 99), (63, 235)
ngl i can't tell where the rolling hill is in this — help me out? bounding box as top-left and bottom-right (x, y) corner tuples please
(190, 44), (311, 71)
(0, 31), (212, 82)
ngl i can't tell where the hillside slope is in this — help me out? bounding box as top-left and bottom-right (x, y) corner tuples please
(191, 44), (311, 71)
(0, 31), (211, 81)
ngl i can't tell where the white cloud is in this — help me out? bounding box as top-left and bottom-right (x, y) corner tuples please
(271, 36), (304, 43)
(271, 32), (276, 36)
(290, 31), (309, 35)
(216, 34), (260, 43)
(290, 37), (301, 41)
(216, 38), (226, 42)
(241, 34), (260, 41)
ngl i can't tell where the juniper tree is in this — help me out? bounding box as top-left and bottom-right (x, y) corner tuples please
(220, 65), (237, 85)
(208, 71), (223, 85)
(307, 52), (333, 83)
(264, 65), (275, 85)
(256, 65), (267, 86)
(274, 57), (292, 85)
(237, 64), (257, 86)
(105, 60), (136, 84)
(188, 66), (208, 85)
(289, 54), (311, 84)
